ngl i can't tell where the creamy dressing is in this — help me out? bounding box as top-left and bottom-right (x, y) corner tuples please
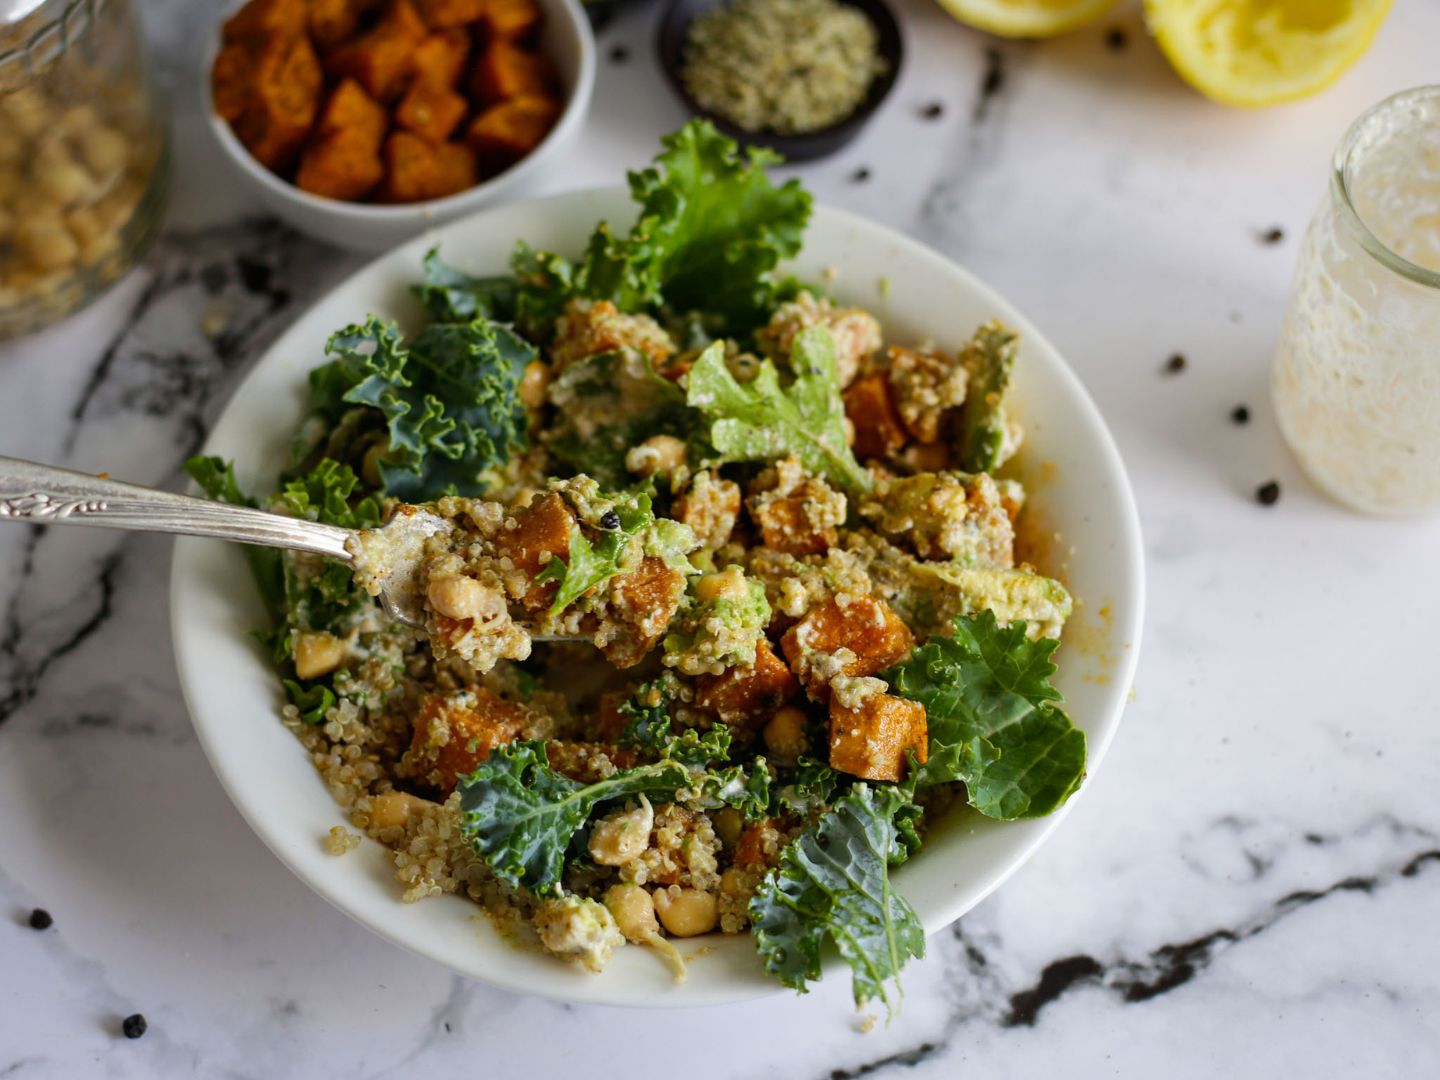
(1272, 88), (1440, 516)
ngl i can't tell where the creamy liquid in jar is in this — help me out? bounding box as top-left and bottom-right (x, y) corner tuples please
(1272, 87), (1440, 516)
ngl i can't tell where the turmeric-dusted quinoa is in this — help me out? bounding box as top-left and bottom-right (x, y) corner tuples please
(188, 122), (1085, 1013)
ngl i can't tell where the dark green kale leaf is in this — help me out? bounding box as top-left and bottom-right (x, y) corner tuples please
(776, 756), (840, 815)
(457, 741), (692, 892)
(282, 679), (335, 724)
(413, 248), (518, 323)
(687, 326), (872, 496)
(512, 120), (811, 341)
(320, 314), (533, 501)
(884, 610), (1086, 819)
(750, 784), (925, 1015)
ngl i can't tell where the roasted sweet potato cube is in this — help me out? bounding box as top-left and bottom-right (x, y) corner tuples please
(734, 818), (786, 868)
(694, 640), (799, 728)
(326, 0), (429, 100)
(377, 131), (477, 200)
(234, 34), (323, 172)
(491, 491), (575, 613)
(469, 40), (555, 103)
(781, 596), (914, 700)
(748, 491), (836, 556)
(394, 79), (469, 141)
(309, 0), (362, 48)
(844, 372), (908, 460)
(599, 556), (688, 669)
(415, 0), (484, 27)
(222, 0), (308, 44)
(411, 29), (472, 88)
(406, 687), (529, 794)
(594, 691), (630, 743)
(464, 93), (559, 170)
(211, 43), (253, 123)
(829, 692), (927, 782)
(296, 128), (385, 200)
(313, 78), (388, 143)
(482, 0), (543, 41)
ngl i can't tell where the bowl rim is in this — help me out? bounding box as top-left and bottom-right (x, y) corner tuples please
(199, 0), (597, 222)
(654, 0), (904, 157)
(170, 186), (1146, 1007)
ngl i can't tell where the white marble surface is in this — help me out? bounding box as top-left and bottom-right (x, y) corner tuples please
(4, 1), (1440, 1076)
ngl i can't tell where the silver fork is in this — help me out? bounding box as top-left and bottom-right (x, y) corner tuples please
(0, 455), (446, 628)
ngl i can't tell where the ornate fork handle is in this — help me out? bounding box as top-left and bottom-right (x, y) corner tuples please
(0, 455), (353, 562)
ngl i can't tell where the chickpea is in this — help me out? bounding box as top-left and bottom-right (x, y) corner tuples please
(518, 360), (550, 409)
(652, 887), (718, 938)
(694, 565), (748, 603)
(588, 795), (654, 867)
(369, 790), (424, 830)
(58, 104), (99, 134)
(426, 574), (504, 622)
(294, 630), (346, 680)
(763, 705), (809, 764)
(719, 867), (750, 899)
(14, 220), (78, 273)
(603, 883), (659, 943)
(712, 806), (743, 847)
(625, 434), (686, 477)
(66, 207), (103, 247)
(79, 234), (119, 268)
(0, 132), (22, 167)
(78, 125), (128, 178)
(1, 89), (50, 139)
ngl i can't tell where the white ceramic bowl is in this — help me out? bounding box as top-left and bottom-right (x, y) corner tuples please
(200, 0), (595, 253)
(171, 190), (1145, 1007)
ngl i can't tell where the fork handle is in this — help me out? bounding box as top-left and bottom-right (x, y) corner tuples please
(0, 455), (354, 561)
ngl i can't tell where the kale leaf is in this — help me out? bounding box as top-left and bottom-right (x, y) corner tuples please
(282, 679), (335, 724)
(317, 314), (533, 501)
(513, 120), (811, 340)
(457, 741), (692, 892)
(750, 784), (925, 1014)
(687, 326), (872, 495)
(413, 248), (518, 324)
(884, 610), (1086, 819)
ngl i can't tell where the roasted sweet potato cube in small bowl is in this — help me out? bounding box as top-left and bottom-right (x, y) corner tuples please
(464, 94), (560, 171)
(203, 0), (593, 250)
(829, 691), (927, 782)
(395, 80), (470, 142)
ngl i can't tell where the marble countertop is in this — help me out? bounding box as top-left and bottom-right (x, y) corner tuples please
(4, 1), (1440, 1076)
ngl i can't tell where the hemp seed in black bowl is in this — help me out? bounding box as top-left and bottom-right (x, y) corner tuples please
(657, 0), (903, 162)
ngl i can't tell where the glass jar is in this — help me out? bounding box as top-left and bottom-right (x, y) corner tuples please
(0, 0), (168, 339)
(1272, 85), (1440, 516)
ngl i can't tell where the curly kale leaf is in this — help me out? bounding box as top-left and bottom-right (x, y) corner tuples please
(513, 120), (811, 340)
(687, 326), (871, 495)
(413, 248), (518, 323)
(282, 679), (335, 724)
(456, 741), (692, 892)
(750, 784), (925, 1015)
(884, 610), (1085, 819)
(318, 315), (533, 501)
(776, 756), (840, 815)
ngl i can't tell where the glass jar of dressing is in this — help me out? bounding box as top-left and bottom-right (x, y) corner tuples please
(0, 0), (168, 340)
(1272, 85), (1440, 516)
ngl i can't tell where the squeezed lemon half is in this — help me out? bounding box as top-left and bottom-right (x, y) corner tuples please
(1144, 0), (1395, 107)
(934, 0), (1123, 39)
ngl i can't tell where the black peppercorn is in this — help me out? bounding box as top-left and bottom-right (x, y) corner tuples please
(1259, 226), (1285, 245)
(1231, 404), (1250, 425)
(609, 43), (629, 64)
(599, 509), (621, 530)
(921, 101), (944, 120)
(1105, 27), (1127, 51)
(28, 908), (53, 930)
(1164, 353), (1186, 373)
(1256, 481), (1281, 506)
(851, 167), (871, 182)
(122, 1014), (148, 1040)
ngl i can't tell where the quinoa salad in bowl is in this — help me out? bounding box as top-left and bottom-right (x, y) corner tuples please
(182, 122), (1125, 1012)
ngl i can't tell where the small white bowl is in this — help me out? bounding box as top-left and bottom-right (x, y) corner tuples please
(200, 0), (595, 253)
(172, 189), (1145, 1006)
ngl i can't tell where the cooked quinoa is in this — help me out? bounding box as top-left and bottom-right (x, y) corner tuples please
(681, 0), (887, 135)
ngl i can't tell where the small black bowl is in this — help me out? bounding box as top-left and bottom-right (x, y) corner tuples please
(656, 0), (904, 163)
